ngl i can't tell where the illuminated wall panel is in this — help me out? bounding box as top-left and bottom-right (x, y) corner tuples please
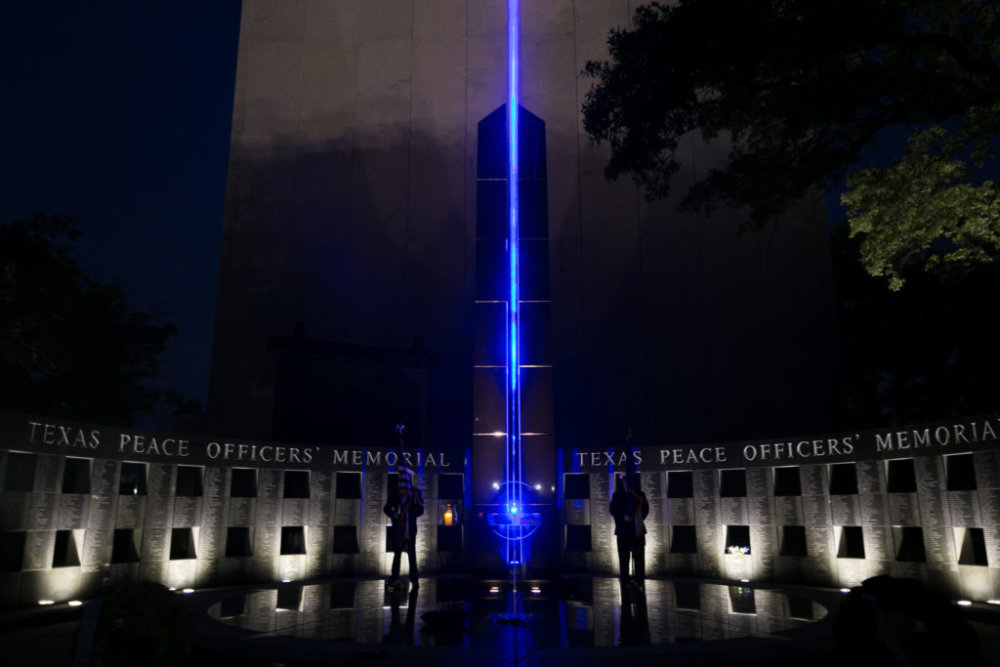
(558, 413), (1000, 601)
(0, 413), (466, 607)
(3, 410), (1000, 605)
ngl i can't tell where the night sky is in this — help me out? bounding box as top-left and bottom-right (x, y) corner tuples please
(0, 3), (921, 429)
(0, 2), (243, 413)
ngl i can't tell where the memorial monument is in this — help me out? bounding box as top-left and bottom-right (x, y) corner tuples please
(1, 0), (997, 612)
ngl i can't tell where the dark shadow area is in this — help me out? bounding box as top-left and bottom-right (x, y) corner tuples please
(832, 224), (1000, 430)
(4, 575), (1000, 667)
(80, 581), (193, 667)
(208, 133), (469, 449)
(833, 576), (988, 667)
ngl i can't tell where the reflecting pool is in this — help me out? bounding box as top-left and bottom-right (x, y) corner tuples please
(208, 577), (827, 649)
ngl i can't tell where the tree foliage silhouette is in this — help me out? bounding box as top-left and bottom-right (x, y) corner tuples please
(583, 0), (1000, 288)
(0, 213), (176, 425)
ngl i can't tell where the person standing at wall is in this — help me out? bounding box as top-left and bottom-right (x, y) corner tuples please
(384, 465), (424, 590)
(610, 472), (649, 591)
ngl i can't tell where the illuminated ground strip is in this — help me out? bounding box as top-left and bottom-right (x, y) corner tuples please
(506, 0), (523, 565)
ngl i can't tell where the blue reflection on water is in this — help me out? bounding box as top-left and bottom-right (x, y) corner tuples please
(209, 577), (827, 650)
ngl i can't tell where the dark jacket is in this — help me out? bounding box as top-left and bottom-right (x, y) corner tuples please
(384, 487), (425, 536)
(610, 486), (649, 538)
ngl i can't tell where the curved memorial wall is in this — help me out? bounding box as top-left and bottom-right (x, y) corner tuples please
(0, 410), (466, 607)
(1, 408), (999, 607)
(561, 413), (1000, 602)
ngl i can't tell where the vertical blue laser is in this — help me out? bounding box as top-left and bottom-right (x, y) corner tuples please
(506, 0), (522, 566)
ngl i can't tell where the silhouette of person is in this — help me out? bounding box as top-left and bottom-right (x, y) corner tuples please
(385, 583), (419, 645)
(384, 466), (424, 589)
(619, 584), (650, 646)
(610, 472), (649, 590)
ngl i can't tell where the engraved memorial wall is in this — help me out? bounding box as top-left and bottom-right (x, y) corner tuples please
(558, 412), (1000, 602)
(0, 409), (465, 607)
(3, 408), (1000, 606)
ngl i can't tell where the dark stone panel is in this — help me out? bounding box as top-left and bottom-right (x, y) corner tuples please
(476, 105), (507, 180)
(517, 107), (547, 177)
(475, 238), (508, 300)
(518, 178), (549, 240)
(3, 454), (37, 492)
(520, 301), (551, 366)
(519, 239), (551, 301)
(474, 302), (506, 366)
(476, 179), (507, 240)
(521, 368), (553, 434)
(472, 368), (505, 435)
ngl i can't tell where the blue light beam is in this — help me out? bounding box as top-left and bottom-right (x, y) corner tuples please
(506, 0), (522, 567)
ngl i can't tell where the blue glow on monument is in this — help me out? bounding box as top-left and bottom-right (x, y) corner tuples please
(486, 0), (540, 572)
(506, 0), (524, 566)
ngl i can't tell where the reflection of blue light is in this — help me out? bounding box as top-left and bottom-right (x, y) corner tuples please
(489, 481), (539, 545)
